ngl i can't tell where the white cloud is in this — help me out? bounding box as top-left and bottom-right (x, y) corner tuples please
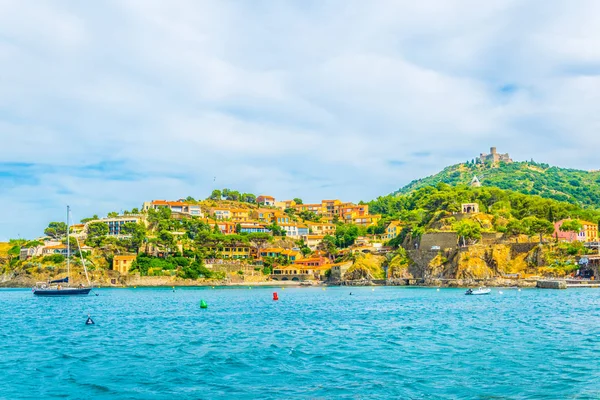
(1, 0), (600, 239)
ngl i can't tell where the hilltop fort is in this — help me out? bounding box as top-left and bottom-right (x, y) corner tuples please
(477, 147), (512, 164)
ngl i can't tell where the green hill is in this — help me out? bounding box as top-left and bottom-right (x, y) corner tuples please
(395, 161), (600, 207)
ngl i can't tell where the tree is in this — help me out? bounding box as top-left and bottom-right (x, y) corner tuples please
(209, 189), (222, 200)
(522, 216), (554, 243)
(155, 230), (176, 256)
(453, 220), (481, 246)
(318, 235), (338, 262)
(559, 219), (582, 234)
(44, 222), (67, 239)
(181, 260), (212, 280)
(147, 207), (172, 230)
(267, 223), (285, 237)
(300, 246), (312, 256)
(293, 198), (303, 205)
(299, 211), (320, 222)
(505, 219), (526, 236)
(227, 190), (241, 201)
(242, 193), (256, 203)
(86, 222), (109, 247)
(80, 215), (99, 224)
(121, 222), (147, 253)
(335, 224), (362, 248)
(107, 211), (119, 218)
(235, 223), (242, 234)
(248, 232), (271, 255)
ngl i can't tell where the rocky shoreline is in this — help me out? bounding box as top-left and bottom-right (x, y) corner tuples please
(1, 278), (539, 289)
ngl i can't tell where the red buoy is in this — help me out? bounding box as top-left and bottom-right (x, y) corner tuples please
(273, 292), (279, 301)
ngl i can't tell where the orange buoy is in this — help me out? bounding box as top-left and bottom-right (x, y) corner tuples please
(273, 292), (279, 301)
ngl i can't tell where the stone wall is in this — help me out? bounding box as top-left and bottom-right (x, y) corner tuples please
(481, 232), (503, 245)
(419, 232), (458, 250)
(537, 280), (567, 289)
(206, 263), (261, 274)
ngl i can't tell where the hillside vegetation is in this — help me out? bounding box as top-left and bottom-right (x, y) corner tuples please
(370, 183), (600, 246)
(395, 161), (600, 207)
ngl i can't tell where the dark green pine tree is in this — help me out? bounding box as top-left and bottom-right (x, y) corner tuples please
(547, 207), (555, 223)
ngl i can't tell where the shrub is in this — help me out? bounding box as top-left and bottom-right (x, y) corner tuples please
(42, 254), (65, 264)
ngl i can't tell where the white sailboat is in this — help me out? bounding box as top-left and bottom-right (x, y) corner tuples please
(33, 206), (92, 296)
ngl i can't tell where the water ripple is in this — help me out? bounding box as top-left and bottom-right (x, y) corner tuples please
(1, 287), (600, 398)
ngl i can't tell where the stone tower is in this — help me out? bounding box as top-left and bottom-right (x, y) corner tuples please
(477, 147), (512, 164)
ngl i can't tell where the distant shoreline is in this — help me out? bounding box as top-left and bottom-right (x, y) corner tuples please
(2, 278), (597, 290)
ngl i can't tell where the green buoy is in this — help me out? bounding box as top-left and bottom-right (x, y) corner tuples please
(200, 300), (208, 309)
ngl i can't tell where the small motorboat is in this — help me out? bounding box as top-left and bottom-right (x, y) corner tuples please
(465, 287), (491, 295)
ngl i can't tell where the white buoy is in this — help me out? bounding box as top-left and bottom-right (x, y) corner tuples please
(436, 288), (440, 292)
(499, 291), (503, 295)
(518, 288), (521, 292)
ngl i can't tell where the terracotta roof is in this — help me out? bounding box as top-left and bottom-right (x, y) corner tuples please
(261, 247), (285, 253)
(152, 200), (190, 207)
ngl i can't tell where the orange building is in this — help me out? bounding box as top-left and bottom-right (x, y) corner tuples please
(113, 255), (137, 275)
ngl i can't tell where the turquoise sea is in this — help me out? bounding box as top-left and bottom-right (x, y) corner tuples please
(1, 286), (600, 399)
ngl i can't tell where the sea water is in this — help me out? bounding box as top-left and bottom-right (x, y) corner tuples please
(1, 287), (599, 399)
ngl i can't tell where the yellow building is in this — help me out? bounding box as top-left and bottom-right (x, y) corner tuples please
(293, 203), (323, 214)
(353, 214), (382, 227)
(274, 200), (296, 210)
(113, 255), (137, 275)
(207, 246), (251, 259)
(306, 222), (336, 236)
(579, 221), (599, 242)
(229, 208), (251, 222)
(252, 208), (277, 223)
(303, 234), (325, 250)
(259, 248), (302, 262)
(209, 207), (232, 220)
(385, 221), (403, 239)
(251, 209), (290, 224)
(272, 264), (330, 281)
(321, 199), (342, 217)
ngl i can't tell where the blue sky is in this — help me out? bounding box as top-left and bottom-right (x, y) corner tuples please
(1, 0), (600, 240)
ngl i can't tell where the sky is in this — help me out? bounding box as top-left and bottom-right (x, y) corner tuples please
(1, 0), (600, 240)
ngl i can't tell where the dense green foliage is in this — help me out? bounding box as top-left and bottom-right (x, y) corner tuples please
(129, 254), (218, 279)
(396, 161), (600, 207)
(86, 222), (109, 247)
(44, 222), (67, 239)
(370, 183), (600, 246)
(208, 188), (257, 203)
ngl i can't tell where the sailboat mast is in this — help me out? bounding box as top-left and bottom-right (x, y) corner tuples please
(67, 205), (70, 283)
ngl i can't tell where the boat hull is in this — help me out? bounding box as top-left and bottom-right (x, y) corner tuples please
(33, 288), (91, 296)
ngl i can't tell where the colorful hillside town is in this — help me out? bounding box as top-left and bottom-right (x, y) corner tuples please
(19, 194), (386, 284)
(16, 187), (600, 286)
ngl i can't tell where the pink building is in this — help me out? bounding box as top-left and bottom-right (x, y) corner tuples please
(553, 220), (580, 242)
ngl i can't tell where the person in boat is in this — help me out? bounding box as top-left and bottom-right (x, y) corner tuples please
(466, 288), (473, 294)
